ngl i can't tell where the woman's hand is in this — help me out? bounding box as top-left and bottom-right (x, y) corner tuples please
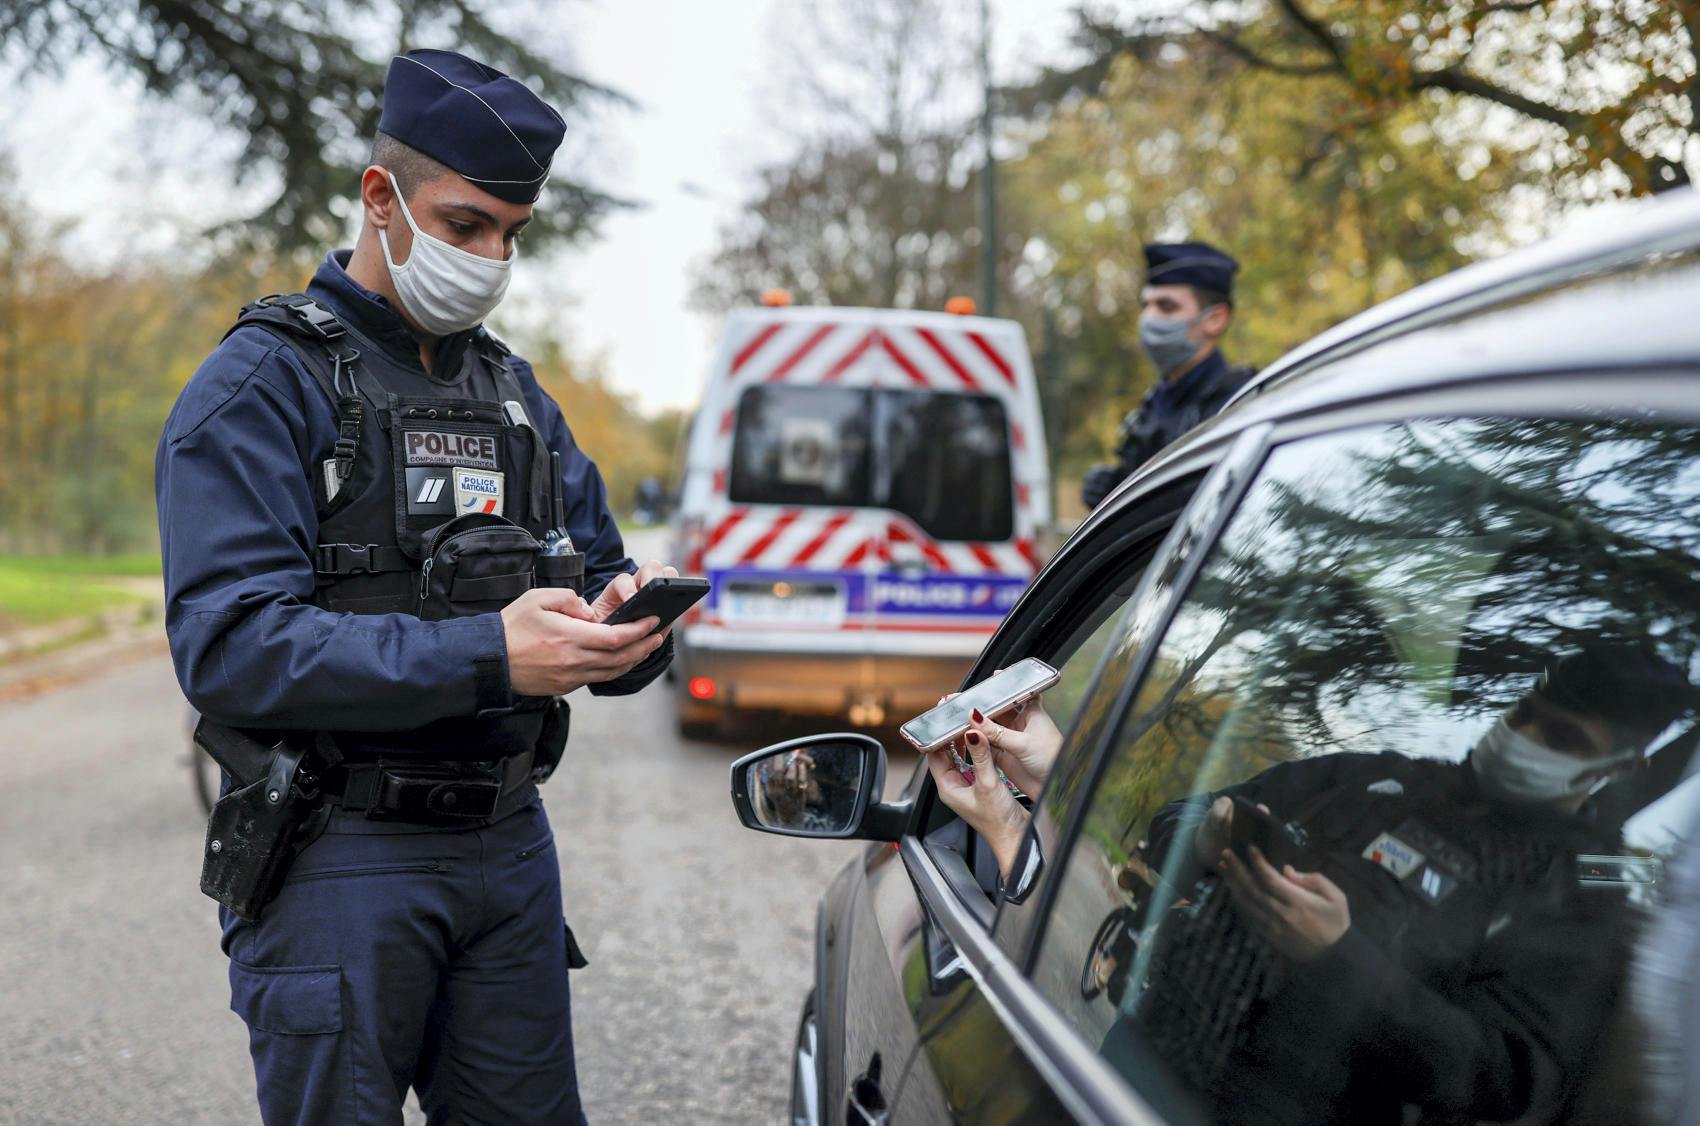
(965, 692), (1062, 796)
(926, 730), (1031, 879)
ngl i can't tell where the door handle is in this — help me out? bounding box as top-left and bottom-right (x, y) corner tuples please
(846, 1053), (889, 1126)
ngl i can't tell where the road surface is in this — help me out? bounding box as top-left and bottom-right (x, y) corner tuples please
(0, 571), (909, 1122)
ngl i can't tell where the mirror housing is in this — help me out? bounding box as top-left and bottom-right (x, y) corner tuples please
(729, 732), (909, 841)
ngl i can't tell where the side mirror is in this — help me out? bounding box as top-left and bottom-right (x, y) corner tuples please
(730, 733), (909, 841)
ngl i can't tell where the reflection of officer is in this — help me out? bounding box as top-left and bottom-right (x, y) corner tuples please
(1081, 242), (1255, 508)
(157, 50), (676, 1123)
(1129, 645), (1694, 1125)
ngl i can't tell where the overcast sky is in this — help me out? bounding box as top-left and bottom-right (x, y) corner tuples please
(10, 0), (1081, 413)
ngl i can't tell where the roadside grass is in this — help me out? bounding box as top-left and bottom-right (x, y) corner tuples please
(0, 554), (161, 629)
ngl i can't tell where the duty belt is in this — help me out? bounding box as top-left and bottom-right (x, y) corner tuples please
(323, 752), (535, 824)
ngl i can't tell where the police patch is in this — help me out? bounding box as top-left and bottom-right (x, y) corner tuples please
(405, 467), (455, 516)
(404, 429), (499, 470)
(1407, 863), (1459, 906)
(1363, 832), (1425, 879)
(453, 468), (504, 515)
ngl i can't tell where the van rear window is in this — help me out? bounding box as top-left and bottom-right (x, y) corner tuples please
(728, 386), (871, 508)
(728, 385), (1013, 542)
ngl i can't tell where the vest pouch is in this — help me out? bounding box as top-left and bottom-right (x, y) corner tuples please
(418, 513), (540, 621)
(535, 549), (585, 593)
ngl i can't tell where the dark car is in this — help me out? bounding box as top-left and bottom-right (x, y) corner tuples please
(729, 189), (1700, 1125)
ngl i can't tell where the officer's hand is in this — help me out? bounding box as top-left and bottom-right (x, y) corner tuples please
(1081, 465), (1121, 509)
(501, 587), (664, 696)
(588, 559), (680, 632)
(1218, 846), (1351, 962)
(1195, 796), (1238, 867)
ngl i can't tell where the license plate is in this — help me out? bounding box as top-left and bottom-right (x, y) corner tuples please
(723, 581), (845, 624)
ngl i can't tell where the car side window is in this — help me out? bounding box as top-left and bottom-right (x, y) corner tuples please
(1024, 417), (1700, 1125)
(929, 545), (1169, 905)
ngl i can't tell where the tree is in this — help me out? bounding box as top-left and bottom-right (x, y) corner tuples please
(1000, 36), (1511, 480)
(1033, 1), (1699, 197)
(691, 0), (984, 312)
(2, 0), (627, 251)
(692, 139), (981, 311)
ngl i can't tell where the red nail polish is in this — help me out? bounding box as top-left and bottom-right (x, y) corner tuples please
(970, 708), (984, 723)
(965, 732), (981, 746)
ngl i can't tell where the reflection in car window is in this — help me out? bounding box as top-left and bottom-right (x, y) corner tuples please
(1028, 418), (1700, 1126)
(728, 385), (1013, 541)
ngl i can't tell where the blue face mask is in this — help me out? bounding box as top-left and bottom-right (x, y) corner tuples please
(1139, 310), (1211, 377)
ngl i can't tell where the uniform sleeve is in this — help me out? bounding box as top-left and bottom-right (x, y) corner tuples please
(512, 356), (672, 696)
(1285, 880), (1621, 1120)
(156, 332), (515, 731)
(1145, 753), (1380, 879)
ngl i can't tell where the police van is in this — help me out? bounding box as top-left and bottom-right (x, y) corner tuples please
(670, 299), (1051, 737)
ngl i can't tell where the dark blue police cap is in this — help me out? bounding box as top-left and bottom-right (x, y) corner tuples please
(377, 48), (566, 205)
(1144, 241), (1239, 295)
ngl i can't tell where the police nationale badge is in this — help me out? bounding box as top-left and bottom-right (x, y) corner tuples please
(453, 468), (504, 515)
(1362, 831), (1425, 879)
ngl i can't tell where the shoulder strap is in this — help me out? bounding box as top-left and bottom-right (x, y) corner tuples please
(228, 294), (367, 496)
(471, 335), (556, 530)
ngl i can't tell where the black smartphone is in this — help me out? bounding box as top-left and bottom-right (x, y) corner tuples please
(602, 576), (711, 635)
(1229, 796), (1313, 870)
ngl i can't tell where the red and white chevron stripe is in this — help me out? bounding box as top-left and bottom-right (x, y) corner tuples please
(695, 506), (1041, 577)
(726, 321), (1020, 393)
(711, 316), (1044, 522)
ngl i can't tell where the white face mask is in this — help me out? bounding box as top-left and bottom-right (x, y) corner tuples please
(377, 171), (515, 337)
(1470, 715), (1637, 805)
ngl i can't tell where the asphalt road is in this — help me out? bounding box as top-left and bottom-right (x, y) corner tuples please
(0, 603), (901, 1122)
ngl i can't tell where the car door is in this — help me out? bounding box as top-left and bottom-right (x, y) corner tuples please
(867, 430), (1271, 1123)
(924, 376), (1700, 1124)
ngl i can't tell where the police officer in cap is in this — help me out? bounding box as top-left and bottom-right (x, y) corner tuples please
(157, 48), (674, 1123)
(1080, 241), (1255, 509)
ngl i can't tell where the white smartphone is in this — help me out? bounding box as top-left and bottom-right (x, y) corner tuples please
(900, 658), (1061, 753)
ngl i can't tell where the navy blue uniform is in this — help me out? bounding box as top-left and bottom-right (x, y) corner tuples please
(1130, 752), (1627, 1125)
(159, 251), (665, 729)
(158, 251), (665, 1123)
(1080, 350), (1253, 508)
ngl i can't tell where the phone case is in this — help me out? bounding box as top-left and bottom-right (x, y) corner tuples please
(604, 577), (710, 634)
(898, 665), (1060, 752)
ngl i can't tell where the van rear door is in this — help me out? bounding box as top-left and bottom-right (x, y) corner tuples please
(689, 311), (1048, 722)
(856, 323), (1042, 718)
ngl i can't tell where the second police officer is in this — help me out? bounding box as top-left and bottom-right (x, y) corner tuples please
(1081, 241), (1256, 509)
(156, 49), (674, 1123)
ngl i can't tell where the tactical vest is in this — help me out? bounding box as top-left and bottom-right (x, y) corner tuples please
(225, 293), (584, 764)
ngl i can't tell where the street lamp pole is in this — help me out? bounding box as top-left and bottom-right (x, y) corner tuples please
(978, 0), (997, 318)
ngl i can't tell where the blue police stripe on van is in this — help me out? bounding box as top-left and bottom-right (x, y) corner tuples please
(872, 574), (1027, 616)
(706, 568), (1026, 619)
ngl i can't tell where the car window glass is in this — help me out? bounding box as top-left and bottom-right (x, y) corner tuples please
(932, 556), (1162, 905)
(1042, 572), (1144, 736)
(1026, 418), (1700, 1125)
(876, 390), (1013, 541)
(728, 385), (871, 507)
